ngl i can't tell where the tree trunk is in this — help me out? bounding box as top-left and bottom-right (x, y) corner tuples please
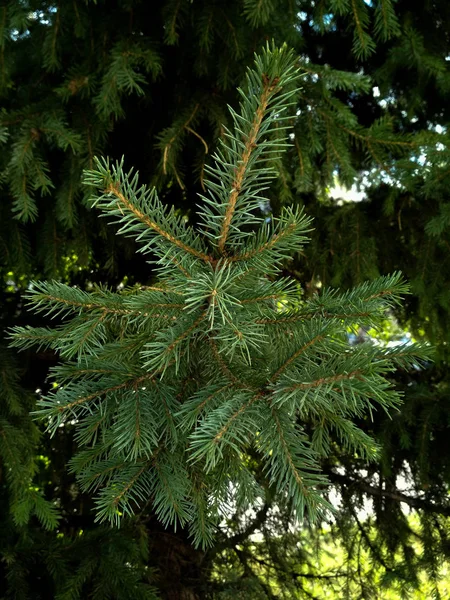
(149, 525), (209, 600)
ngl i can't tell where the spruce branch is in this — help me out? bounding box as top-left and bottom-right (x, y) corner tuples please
(270, 332), (328, 382)
(161, 102), (200, 182)
(350, 0), (376, 59)
(217, 75), (278, 253)
(104, 177), (210, 263)
(212, 392), (262, 446)
(9, 44), (432, 546)
(83, 157), (212, 267)
(197, 43), (302, 253)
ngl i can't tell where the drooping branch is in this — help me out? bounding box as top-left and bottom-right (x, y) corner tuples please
(328, 470), (450, 517)
(211, 502), (271, 556)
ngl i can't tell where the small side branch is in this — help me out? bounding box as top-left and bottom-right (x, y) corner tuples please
(105, 182), (212, 264)
(217, 75), (280, 254)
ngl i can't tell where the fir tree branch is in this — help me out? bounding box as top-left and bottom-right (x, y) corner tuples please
(331, 117), (414, 148)
(185, 126), (208, 154)
(282, 370), (363, 393)
(77, 311), (106, 350)
(213, 392), (263, 444)
(153, 459), (184, 521)
(192, 383), (235, 419)
(212, 502), (270, 555)
(165, 0), (184, 44)
(257, 311), (372, 324)
(139, 285), (183, 295)
(270, 334), (325, 382)
(7, 43), (431, 544)
(85, 460), (126, 488)
(162, 103), (199, 179)
(318, 107), (414, 151)
(217, 75), (280, 254)
(231, 223), (297, 262)
(270, 407), (311, 497)
(161, 312), (205, 356)
(55, 374), (155, 414)
(351, 0), (372, 58)
(235, 546), (279, 600)
(0, 426), (25, 479)
(328, 471), (450, 517)
(250, 554), (347, 581)
(104, 181), (212, 263)
(111, 462), (150, 507)
(33, 293), (183, 315)
(219, 9), (240, 56)
(239, 294), (281, 305)
(350, 506), (396, 575)
(209, 339), (250, 388)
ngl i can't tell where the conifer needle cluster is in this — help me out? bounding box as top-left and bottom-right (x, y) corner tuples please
(10, 45), (429, 548)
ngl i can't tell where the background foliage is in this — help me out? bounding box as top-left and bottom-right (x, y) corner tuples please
(0, 0), (449, 598)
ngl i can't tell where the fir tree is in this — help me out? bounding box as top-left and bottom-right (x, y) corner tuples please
(10, 45), (429, 552)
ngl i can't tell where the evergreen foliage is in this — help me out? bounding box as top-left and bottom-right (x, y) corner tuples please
(1, 520), (157, 600)
(10, 46), (429, 550)
(1, 0), (449, 597)
(0, 346), (59, 530)
(0, 0), (447, 281)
